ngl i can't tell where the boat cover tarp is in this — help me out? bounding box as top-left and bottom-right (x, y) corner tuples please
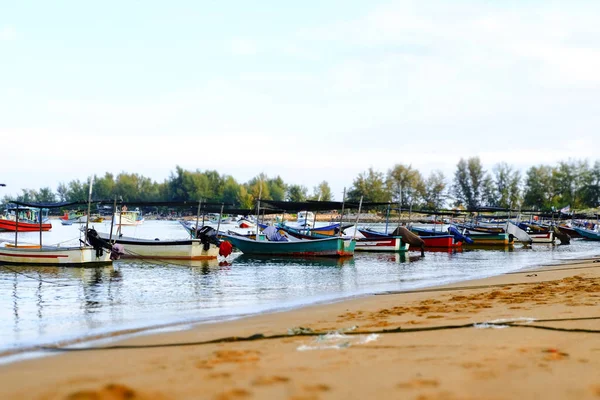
(263, 225), (289, 242)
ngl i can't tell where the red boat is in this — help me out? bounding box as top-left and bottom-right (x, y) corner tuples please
(0, 206), (52, 232)
(359, 228), (462, 249)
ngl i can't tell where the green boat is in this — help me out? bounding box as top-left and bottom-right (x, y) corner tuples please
(223, 234), (356, 257)
(465, 232), (514, 246)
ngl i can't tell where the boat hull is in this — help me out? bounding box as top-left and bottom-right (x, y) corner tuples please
(465, 232), (513, 246)
(0, 244), (112, 266)
(224, 235), (355, 257)
(529, 231), (555, 243)
(355, 237), (409, 252)
(98, 234), (219, 260)
(0, 219), (52, 232)
(420, 235), (463, 249)
(573, 227), (600, 240)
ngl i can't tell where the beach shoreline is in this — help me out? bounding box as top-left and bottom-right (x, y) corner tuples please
(1, 255), (600, 399)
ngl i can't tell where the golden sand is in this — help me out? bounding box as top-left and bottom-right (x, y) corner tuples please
(1, 259), (600, 399)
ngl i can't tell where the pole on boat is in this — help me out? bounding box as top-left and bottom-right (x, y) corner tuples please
(255, 180), (263, 238)
(39, 207), (43, 248)
(108, 196), (117, 243)
(14, 204), (19, 247)
(352, 196), (363, 241)
(397, 183), (402, 230)
(216, 203), (224, 236)
(384, 202), (391, 235)
(84, 176), (94, 245)
(194, 199), (202, 239)
(339, 188), (346, 237)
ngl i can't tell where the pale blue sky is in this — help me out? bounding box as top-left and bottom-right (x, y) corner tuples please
(2, 1), (599, 200)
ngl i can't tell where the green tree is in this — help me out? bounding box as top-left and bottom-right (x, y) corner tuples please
(452, 157), (485, 209)
(422, 171), (447, 210)
(310, 181), (332, 201)
(36, 187), (57, 203)
(492, 163), (521, 208)
(267, 176), (286, 201)
(348, 168), (390, 203)
(287, 184), (308, 202)
(386, 164), (425, 207)
(522, 165), (553, 209)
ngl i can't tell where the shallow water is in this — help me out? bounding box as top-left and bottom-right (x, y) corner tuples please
(1, 219), (600, 357)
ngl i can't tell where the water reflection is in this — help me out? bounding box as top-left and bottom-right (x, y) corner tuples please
(233, 254), (356, 267)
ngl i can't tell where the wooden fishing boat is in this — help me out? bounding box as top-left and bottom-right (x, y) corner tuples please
(0, 206), (52, 232)
(60, 210), (87, 223)
(223, 234), (355, 257)
(464, 231), (514, 246)
(97, 232), (227, 260)
(362, 227), (463, 249)
(556, 224), (582, 239)
(572, 226), (600, 240)
(112, 207), (144, 225)
(0, 239), (115, 266)
(0, 181), (124, 267)
(237, 217), (256, 229)
(283, 226), (408, 252)
(355, 236), (409, 252)
(528, 231), (556, 243)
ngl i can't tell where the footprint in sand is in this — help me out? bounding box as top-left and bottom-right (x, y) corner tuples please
(66, 383), (136, 400)
(214, 388), (251, 400)
(397, 378), (440, 389)
(251, 376), (290, 386)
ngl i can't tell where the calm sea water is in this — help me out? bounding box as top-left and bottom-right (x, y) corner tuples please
(1, 219), (600, 358)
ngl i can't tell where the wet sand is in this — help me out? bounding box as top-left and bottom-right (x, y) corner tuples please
(1, 258), (600, 399)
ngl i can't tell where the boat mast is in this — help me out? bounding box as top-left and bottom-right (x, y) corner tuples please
(255, 181), (263, 238)
(108, 196), (117, 243)
(194, 199), (202, 239)
(216, 203), (224, 236)
(339, 188), (346, 237)
(384, 201), (391, 235)
(14, 204), (19, 247)
(352, 196), (363, 240)
(39, 207), (43, 247)
(84, 176), (94, 244)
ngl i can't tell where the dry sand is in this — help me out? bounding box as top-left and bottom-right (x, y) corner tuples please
(1, 258), (600, 399)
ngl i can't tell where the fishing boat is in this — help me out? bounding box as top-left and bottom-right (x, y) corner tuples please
(0, 190), (123, 266)
(112, 207), (144, 225)
(60, 210), (87, 223)
(223, 234), (355, 257)
(572, 226), (600, 240)
(237, 219), (255, 229)
(296, 210), (315, 227)
(360, 227), (463, 249)
(283, 225), (407, 252)
(97, 226), (231, 260)
(0, 206), (52, 232)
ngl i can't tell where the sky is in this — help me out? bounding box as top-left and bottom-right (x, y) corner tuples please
(2, 0), (600, 200)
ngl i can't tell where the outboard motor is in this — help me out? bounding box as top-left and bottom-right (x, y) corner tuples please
(86, 228), (123, 259)
(196, 226), (221, 251)
(448, 226), (474, 244)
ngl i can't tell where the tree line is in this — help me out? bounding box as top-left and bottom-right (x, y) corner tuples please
(3, 159), (599, 212)
(2, 166), (332, 209)
(347, 158), (600, 211)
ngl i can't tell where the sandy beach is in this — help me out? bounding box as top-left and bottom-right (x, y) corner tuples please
(1, 257), (600, 400)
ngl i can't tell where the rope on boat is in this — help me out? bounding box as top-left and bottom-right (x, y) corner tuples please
(36, 316), (600, 352)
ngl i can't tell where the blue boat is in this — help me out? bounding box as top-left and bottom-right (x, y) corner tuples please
(573, 226), (600, 240)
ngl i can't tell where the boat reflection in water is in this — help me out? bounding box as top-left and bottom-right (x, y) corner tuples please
(233, 254), (355, 267)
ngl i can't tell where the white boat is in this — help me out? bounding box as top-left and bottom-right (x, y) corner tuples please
(297, 211), (315, 227)
(97, 230), (226, 260)
(112, 207), (144, 225)
(0, 240), (114, 266)
(0, 179), (123, 267)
